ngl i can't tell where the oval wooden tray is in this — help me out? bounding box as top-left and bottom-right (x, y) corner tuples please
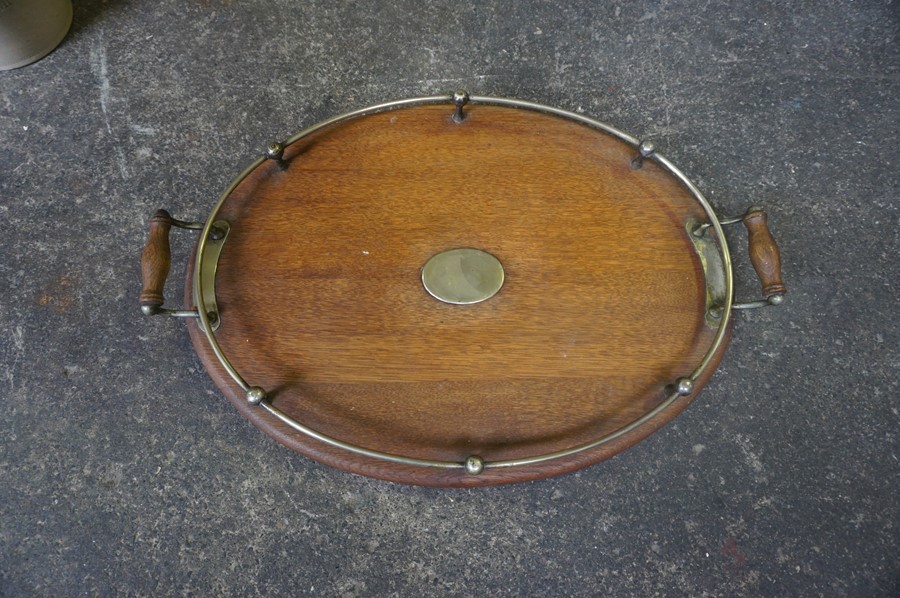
(141, 95), (785, 486)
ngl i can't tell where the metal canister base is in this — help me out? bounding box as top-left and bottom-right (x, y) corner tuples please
(0, 0), (73, 71)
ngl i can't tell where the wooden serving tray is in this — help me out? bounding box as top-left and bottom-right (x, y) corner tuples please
(141, 94), (785, 486)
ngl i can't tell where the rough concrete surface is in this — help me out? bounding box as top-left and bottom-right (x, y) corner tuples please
(0, 1), (897, 595)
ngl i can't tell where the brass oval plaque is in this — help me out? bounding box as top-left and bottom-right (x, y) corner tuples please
(421, 248), (504, 305)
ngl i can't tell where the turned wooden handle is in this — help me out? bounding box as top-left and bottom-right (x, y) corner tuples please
(742, 208), (786, 299)
(140, 209), (173, 311)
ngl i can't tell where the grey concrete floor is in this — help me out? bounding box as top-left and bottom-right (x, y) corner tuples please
(1, 1), (897, 595)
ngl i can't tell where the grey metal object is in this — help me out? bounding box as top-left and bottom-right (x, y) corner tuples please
(421, 248), (505, 305)
(631, 140), (656, 169)
(692, 205), (763, 235)
(733, 295), (784, 310)
(452, 90), (469, 123)
(170, 218), (206, 231)
(188, 93), (739, 474)
(140, 306), (201, 319)
(465, 456), (485, 475)
(246, 387), (267, 405)
(675, 378), (694, 396)
(265, 141), (285, 161)
(0, 0), (72, 70)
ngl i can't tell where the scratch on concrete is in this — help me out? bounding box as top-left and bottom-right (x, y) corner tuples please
(90, 35), (129, 180)
(4, 325), (25, 389)
(90, 38), (112, 130)
(12, 326), (24, 352)
(129, 124), (158, 136)
(655, 37), (672, 139)
(735, 433), (767, 481)
(407, 75), (495, 86)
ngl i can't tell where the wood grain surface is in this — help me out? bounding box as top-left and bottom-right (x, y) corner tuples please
(184, 103), (732, 486)
(140, 209), (173, 310)
(743, 209), (787, 298)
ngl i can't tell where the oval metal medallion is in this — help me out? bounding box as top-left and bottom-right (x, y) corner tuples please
(421, 248), (504, 305)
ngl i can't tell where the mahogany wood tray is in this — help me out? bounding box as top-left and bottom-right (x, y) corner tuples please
(140, 93), (785, 486)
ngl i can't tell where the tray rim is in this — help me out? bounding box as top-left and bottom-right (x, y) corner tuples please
(186, 94), (736, 485)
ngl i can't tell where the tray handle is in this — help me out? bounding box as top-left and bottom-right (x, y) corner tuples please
(734, 205), (786, 309)
(693, 205), (786, 310)
(139, 209), (202, 319)
(743, 208), (786, 301)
